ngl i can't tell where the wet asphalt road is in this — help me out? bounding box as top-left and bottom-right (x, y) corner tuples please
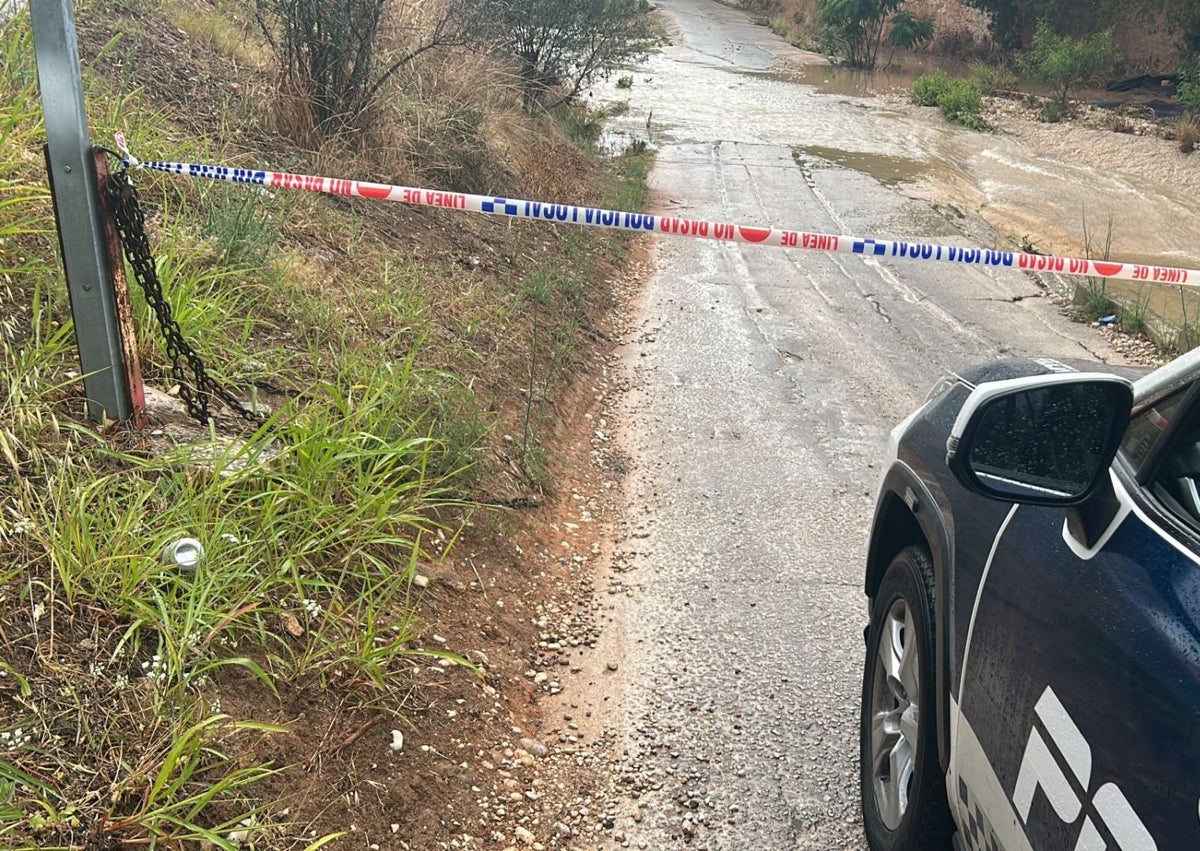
(589, 1), (1123, 848)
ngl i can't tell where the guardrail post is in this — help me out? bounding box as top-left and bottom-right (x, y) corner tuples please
(31, 0), (134, 423)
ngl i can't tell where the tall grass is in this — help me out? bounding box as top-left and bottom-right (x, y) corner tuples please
(1, 0), (648, 841)
(0, 8), (469, 846)
(1073, 208), (1115, 322)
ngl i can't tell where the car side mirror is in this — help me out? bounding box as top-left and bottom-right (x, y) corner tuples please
(945, 373), (1133, 507)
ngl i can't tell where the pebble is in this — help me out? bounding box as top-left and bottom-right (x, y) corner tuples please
(514, 825), (535, 845)
(518, 737), (548, 757)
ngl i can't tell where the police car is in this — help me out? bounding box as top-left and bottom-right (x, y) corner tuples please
(860, 349), (1200, 851)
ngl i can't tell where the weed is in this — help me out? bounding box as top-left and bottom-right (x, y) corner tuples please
(768, 15), (814, 49)
(1119, 287), (1150, 335)
(910, 71), (950, 106)
(616, 74), (634, 89)
(967, 59), (1016, 95)
(1177, 288), (1200, 352)
(1040, 100), (1065, 123)
(1074, 208), (1115, 322)
(557, 102), (605, 148)
(1176, 116), (1199, 154)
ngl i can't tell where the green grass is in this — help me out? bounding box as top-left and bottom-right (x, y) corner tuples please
(1, 0), (649, 842)
(1072, 208), (1116, 323)
(1119, 286), (1151, 336)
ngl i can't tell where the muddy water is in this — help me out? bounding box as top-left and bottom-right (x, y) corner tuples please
(597, 9), (1200, 313)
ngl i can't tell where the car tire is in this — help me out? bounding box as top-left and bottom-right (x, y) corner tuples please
(860, 545), (954, 851)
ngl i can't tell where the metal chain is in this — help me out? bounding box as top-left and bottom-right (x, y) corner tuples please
(104, 167), (264, 426)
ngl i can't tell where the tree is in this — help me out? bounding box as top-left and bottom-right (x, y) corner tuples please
(255, 0), (470, 139)
(886, 11), (936, 69)
(465, 0), (655, 110)
(1019, 22), (1120, 116)
(818, 0), (899, 68)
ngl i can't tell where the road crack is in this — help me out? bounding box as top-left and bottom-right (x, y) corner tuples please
(975, 292), (1044, 303)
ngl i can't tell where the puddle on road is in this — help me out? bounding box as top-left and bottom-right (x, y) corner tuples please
(795, 145), (929, 186)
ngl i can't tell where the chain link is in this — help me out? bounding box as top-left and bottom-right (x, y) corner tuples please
(105, 166), (264, 426)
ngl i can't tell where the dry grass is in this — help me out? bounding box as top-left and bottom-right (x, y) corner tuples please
(1176, 116), (1200, 154)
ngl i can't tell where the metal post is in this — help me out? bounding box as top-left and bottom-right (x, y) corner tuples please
(31, 0), (132, 422)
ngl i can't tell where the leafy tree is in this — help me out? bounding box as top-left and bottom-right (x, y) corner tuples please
(465, 0), (655, 110)
(818, 0), (902, 68)
(885, 11), (936, 68)
(1019, 22), (1120, 116)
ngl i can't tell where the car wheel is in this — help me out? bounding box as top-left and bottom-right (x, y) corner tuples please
(860, 545), (954, 851)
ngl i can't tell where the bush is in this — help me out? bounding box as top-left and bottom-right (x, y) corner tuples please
(1040, 100), (1065, 122)
(968, 59), (1016, 94)
(465, 0), (655, 109)
(1178, 116), (1200, 153)
(1019, 22), (1120, 113)
(911, 70), (950, 106)
(254, 0), (470, 140)
(939, 79), (988, 129)
(1181, 75), (1200, 115)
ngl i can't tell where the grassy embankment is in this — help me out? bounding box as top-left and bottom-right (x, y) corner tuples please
(0, 0), (649, 845)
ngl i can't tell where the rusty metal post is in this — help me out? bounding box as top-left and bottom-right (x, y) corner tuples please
(93, 151), (149, 429)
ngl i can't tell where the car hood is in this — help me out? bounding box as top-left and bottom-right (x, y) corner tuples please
(954, 357), (1148, 389)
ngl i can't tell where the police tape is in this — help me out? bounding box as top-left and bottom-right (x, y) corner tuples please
(123, 146), (1199, 287)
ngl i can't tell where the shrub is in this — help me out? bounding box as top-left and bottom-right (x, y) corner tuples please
(938, 78), (985, 126)
(254, 0), (470, 140)
(616, 74), (634, 89)
(465, 0), (655, 109)
(1040, 100), (1065, 123)
(910, 70), (950, 106)
(1019, 22), (1120, 113)
(1181, 75), (1200, 115)
(1178, 116), (1200, 153)
(968, 59), (1016, 95)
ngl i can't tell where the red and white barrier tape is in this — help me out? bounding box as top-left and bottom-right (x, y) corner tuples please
(117, 138), (1198, 287)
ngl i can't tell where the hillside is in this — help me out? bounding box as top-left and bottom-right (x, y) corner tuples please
(755, 0), (1190, 71)
(0, 0), (649, 846)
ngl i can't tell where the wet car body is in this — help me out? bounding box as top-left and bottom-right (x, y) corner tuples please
(860, 352), (1200, 851)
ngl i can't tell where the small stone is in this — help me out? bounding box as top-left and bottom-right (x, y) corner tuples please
(514, 825), (536, 845)
(413, 574), (430, 588)
(390, 730), (404, 752)
(519, 737), (548, 757)
(606, 661), (619, 672)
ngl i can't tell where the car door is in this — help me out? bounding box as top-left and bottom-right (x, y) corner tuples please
(949, 385), (1200, 851)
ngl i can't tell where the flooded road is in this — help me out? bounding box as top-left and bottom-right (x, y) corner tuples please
(600, 7), (1200, 278)
(576, 1), (1193, 849)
